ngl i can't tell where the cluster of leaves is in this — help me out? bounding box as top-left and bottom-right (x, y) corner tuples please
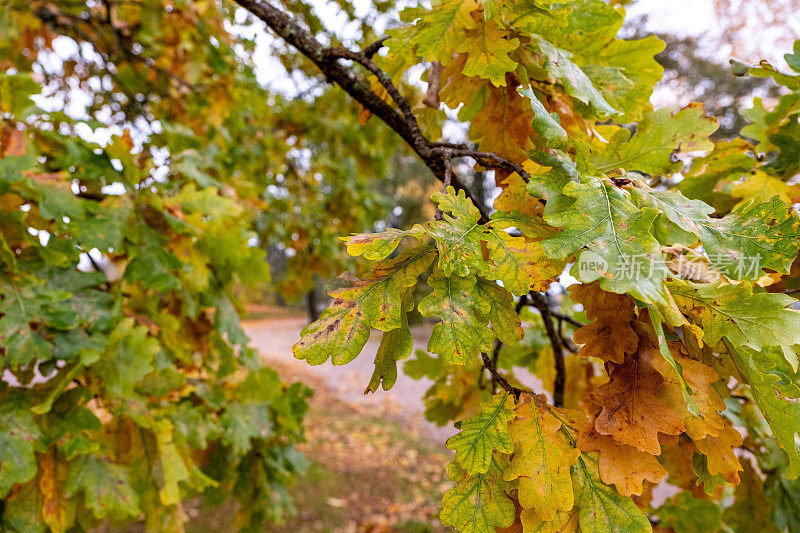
(0, 0), (373, 530)
(294, 0), (800, 530)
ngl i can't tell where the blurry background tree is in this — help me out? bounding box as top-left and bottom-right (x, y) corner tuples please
(625, 0), (799, 138)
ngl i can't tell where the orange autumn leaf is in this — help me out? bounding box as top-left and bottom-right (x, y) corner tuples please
(571, 282), (638, 364)
(469, 79), (535, 163)
(694, 424), (744, 484)
(577, 421), (667, 497)
(650, 343), (727, 441)
(591, 321), (686, 454)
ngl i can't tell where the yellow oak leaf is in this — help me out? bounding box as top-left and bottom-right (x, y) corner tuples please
(456, 18), (519, 87)
(40, 450), (76, 533)
(521, 507), (578, 533)
(503, 397), (580, 521)
(732, 170), (800, 205)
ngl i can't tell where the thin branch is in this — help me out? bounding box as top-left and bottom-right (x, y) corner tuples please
(557, 316), (579, 354)
(430, 146), (532, 182)
(529, 291), (566, 407)
(481, 352), (528, 400)
(487, 293), (528, 394)
(434, 153), (453, 222)
(552, 310), (584, 329)
(362, 37), (388, 59)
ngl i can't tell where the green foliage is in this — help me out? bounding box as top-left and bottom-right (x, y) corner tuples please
(5, 0), (800, 531)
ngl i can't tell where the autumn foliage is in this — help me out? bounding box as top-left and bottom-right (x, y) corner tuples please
(2, 0), (800, 532)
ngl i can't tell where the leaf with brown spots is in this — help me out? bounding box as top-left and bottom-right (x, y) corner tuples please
(503, 397), (580, 521)
(342, 226), (426, 261)
(591, 104), (717, 175)
(671, 281), (800, 370)
(294, 246), (436, 365)
(627, 180), (800, 280)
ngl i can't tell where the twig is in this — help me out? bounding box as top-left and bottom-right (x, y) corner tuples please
(557, 317), (578, 354)
(434, 153), (453, 221)
(423, 61), (441, 108)
(487, 293), (528, 394)
(552, 310), (584, 328)
(481, 352), (527, 400)
(529, 291), (566, 407)
(362, 37), (388, 59)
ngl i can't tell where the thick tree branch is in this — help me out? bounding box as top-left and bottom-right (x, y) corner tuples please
(235, 0), (534, 223)
(529, 291), (566, 407)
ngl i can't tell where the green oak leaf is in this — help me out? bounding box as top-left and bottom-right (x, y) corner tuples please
(440, 458), (515, 532)
(456, 18), (519, 87)
(592, 104), (717, 175)
(474, 279), (523, 346)
(293, 246), (435, 365)
(542, 175), (668, 304)
(692, 453), (728, 495)
(518, 85), (569, 146)
(656, 491), (722, 533)
(446, 393), (515, 474)
(95, 318), (159, 397)
(0, 397), (43, 497)
(64, 455), (140, 521)
(535, 37), (618, 119)
(730, 345), (800, 479)
(628, 183), (800, 280)
(365, 324), (412, 393)
(702, 197), (800, 279)
(404, 0), (478, 64)
(671, 282), (800, 370)
(428, 186), (561, 295)
(572, 456), (652, 533)
(418, 271), (493, 364)
(220, 402), (272, 456)
(2, 478), (48, 533)
(365, 290), (415, 393)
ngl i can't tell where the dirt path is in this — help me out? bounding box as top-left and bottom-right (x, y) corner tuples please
(235, 311), (454, 531)
(242, 314), (454, 442)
